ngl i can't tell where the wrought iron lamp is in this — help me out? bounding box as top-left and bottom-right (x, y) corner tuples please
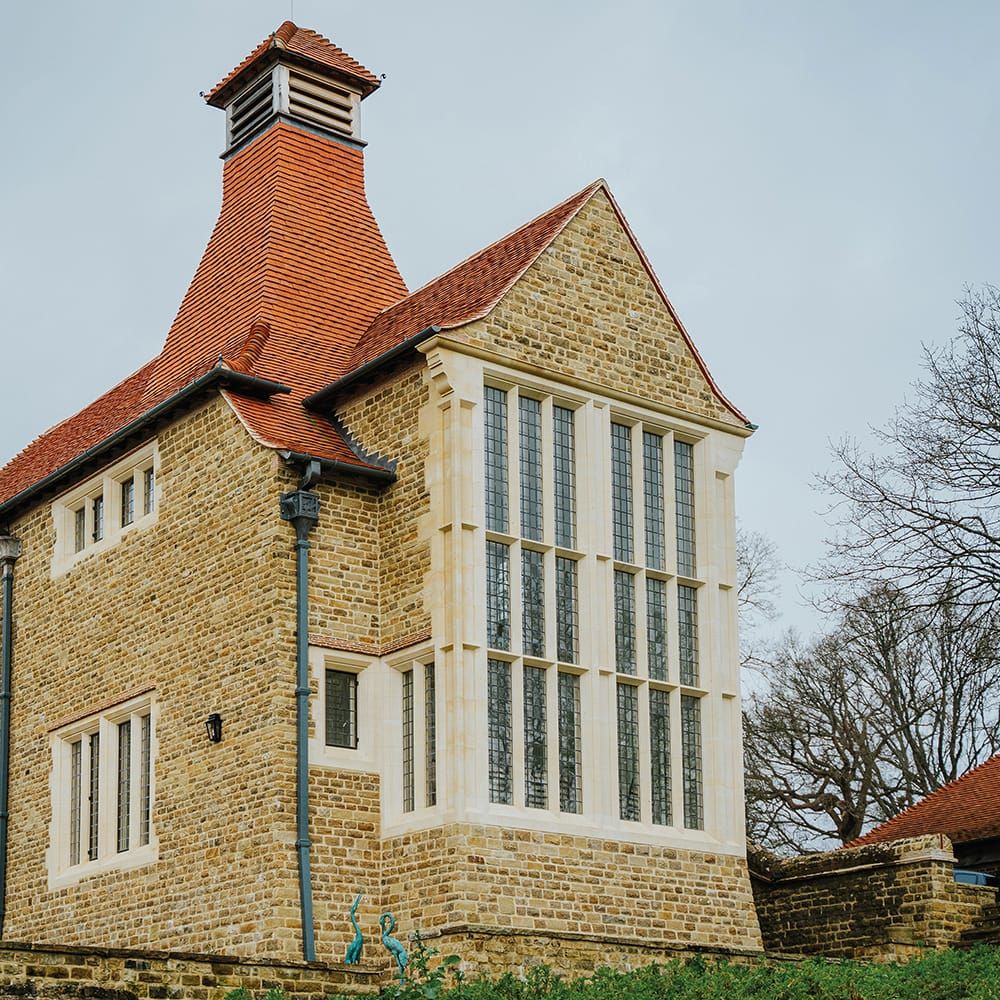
(205, 713), (223, 743)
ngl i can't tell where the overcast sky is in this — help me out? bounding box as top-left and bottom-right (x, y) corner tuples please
(3, 1), (999, 636)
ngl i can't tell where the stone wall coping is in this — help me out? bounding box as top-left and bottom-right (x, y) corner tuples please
(422, 923), (764, 959)
(0, 940), (384, 977)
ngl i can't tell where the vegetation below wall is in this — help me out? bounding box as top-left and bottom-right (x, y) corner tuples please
(325, 945), (1000, 1000)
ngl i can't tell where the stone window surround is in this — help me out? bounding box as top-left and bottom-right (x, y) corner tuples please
(481, 372), (714, 839)
(46, 691), (159, 891)
(50, 441), (160, 578)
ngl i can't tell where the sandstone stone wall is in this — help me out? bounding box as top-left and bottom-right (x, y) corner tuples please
(459, 190), (745, 429)
(749, 835), (995, 959)
(3, 398), (304, 960)
(0, 941), (381, 999)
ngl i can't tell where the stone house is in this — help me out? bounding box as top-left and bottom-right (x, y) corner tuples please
(0, 21), (762, 981)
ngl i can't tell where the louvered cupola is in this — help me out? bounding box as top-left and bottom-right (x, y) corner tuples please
(204, 21), (382, 154)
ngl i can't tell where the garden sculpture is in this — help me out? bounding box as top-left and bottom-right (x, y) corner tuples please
(344, 893), (364, 965)
(379, 911), (408, 981)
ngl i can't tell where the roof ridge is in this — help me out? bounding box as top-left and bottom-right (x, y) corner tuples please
(847, 751), (1000, 848)
(373, 179), (604, 316)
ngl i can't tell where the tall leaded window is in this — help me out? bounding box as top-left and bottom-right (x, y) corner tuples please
(555, 557), (579, 664)
(88, 732), (100, 861)
(116, 720), (131, 853)
(675, 439), (696, 577)
(614, 571), (636, 675)
(523, 666), (548, 808)
(681, 695), (704, 829)
(402, 670), (415, 813)
(73, 507), (86, 554)
(139, 713), (151, 847)
(643, 432), (666, 570)
(650, 688), (672, 826)
(522, 549), (545, 657)
(617, 683), (640, 821)
(678, 585), (699, 686)
(646, 577), (668, 681)
(488, 659), (513, 804)
(69, 741), (82, 866)
(325, 670), (358, 748)
(484, 386), (509, 533)
(611, 422), (634, 563)
(143, 467), (156, 516)
(558, 672), (582, 814)
(425, 663), (437, 808)
(519, 396), (543, 542)
(486, 541), (511, 650)
(553, 405), (576, 548)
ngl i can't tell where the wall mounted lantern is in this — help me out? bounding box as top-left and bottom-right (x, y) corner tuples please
(205, 713), (223, 743)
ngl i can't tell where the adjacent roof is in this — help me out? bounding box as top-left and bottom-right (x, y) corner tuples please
(849, 754), (1000, 849)
(205, 21), (381, 105)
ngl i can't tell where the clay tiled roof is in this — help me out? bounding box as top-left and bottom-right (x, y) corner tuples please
(205, 22), (380, 104)
(849, 754), (1000, 848)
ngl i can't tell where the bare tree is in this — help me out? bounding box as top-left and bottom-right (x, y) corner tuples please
(735, 526), (780, 669)
(820, 285), (1000, 617)
(744, 582), (1000, 853)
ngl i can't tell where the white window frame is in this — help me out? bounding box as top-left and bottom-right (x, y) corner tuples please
(47, 692), (158, 889)
(51, 441), (160, 577)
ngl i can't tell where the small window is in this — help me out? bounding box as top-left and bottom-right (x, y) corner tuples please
(324, 670), (358, 749)
(121, 478), (135, 528)
(73, 507), (86, 554)
(143, 468), (155, 516)
(92, 496), (104, 543)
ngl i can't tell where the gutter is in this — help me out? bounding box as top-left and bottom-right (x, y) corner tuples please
(0, 535), (22, 938)
(303, 326), (440, 411)
(0, 367), (292, 523)
(277, 450), (396, 486)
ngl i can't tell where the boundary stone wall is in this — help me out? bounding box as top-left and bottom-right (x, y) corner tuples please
(749, 835), (995, 959)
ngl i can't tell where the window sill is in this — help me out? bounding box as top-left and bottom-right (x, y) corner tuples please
(48, 840), (159, 891)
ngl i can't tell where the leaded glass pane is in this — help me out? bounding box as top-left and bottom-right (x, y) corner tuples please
(614, 571), (636, 675)
(611, 423), (634, 563)
(117, 720), (131, 853)
(88, 732), (100, 861)
(682, 695), (704, 829)
(643, 432), (665, 569)
(73, 507), (86, 553)
(675, 440), (696, 577)
(486, 541), (511, 651)
(121, 478), (135, 528)
(553, 406), (576, 548)
(425, 663), (437, 808)
(521, 549), (545, 658)
(519, 396), (543, 542)
(402, 671), (414, 812)
(617, 683), (640, 821)
(92, 496), (104, 543)
(555, 557), (579, 664)
(488, 659), (513, 804)
(139, 713), (151, 847)
(325, 670), (357, 748)
(69, 740), (82, 865)
(484, 386), (509, 533)
(678, 585), (699, 686)
(646, 577), (668, 681)
(523, 666), (547, 809)
(558, 672), (582, 814)
(650, 688), (672, 826)
(144, 467), (156, 515)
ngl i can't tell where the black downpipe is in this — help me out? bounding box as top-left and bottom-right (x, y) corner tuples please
(279, 476), (320, 962)
(0, 536), (22, 939)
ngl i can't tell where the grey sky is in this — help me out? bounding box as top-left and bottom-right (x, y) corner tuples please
(3, 1), (998, 636)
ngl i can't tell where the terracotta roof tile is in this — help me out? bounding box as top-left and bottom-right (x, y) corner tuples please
(205, 22), (379, 104)
(849, 754), (1000, 848)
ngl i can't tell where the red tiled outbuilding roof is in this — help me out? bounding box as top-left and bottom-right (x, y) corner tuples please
(849, 754), (1000, 849)
(205, 21), (380, 105)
